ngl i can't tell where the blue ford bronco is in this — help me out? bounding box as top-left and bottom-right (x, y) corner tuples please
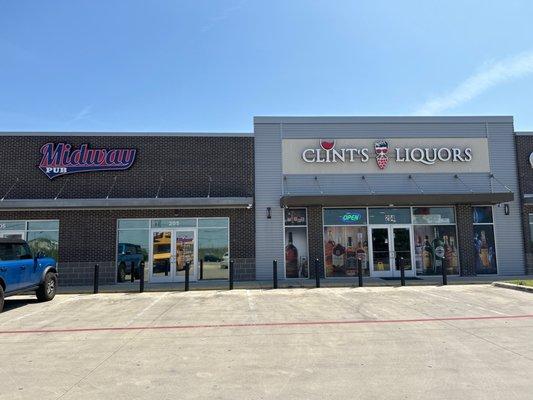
(0, 238), (58, 313)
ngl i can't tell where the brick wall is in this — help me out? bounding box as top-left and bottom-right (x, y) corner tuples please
(0, 135), (254, 199)
(456, 205), (475, 276)
(307, 206), (325, 278)
(516, 135), (533, 274)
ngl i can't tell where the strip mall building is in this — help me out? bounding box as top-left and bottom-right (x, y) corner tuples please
(0, 116), (531, 285)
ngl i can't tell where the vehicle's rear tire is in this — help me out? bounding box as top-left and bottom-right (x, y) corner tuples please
(36, 272), (58, 302)
(117, 263), (126, 282)
(0, 285), (4, 313)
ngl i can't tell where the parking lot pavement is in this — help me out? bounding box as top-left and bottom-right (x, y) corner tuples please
(0, 285), (532, 400)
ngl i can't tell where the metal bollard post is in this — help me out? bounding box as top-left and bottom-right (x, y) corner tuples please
(139, 261), (145, 293)
(273, 259), (278, 289)
(200, 259), (204, 280)
(93, 264), (100, 294)
(314, 258), (320, 288)
(184, 262), (190, 292)
(229, 260), (234, 290)
(130, 261), (135, 283)
(358, 258), (363, 287)
(442, 263), (448, 286)
(400, 258), (406, 287)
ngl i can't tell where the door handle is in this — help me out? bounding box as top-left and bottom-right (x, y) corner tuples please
(20, 266), (26, 270)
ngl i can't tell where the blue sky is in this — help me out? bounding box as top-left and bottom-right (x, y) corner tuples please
(1, 0), (532, 132)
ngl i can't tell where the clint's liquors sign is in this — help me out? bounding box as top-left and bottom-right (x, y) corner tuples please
(282, 138), (490, 174)
(39, 142), (137, 179)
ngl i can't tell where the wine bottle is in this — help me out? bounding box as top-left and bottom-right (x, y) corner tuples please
(332, 233), (346, 276)
(432, 227), (445, 273)
(480, 230), (490, 268)
(346, 236), (356, 276)
(285, 232), (299, 278)
(423, 235), (433, 273)
(325, 229), (335, 275)
(415, 236), (423, 274)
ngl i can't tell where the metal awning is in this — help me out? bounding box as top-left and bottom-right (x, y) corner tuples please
(280, 193), (514, 207)
(0, 197), (254, 210)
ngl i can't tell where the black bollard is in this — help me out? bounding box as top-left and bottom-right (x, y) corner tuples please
(358, 258), (363, 287)
(442, 263), (448, 286)
(130, 261), (135, 283)
(273, 259), (278, 289)
(200, 259), (204, 280)
(184, 261), (190, 292)
(229, 259), (234, 290)
(139, 261), (145, 293)
(93, 264), (100, 294)
(400, 258), (406, 286)
(314, 258), (320, 288)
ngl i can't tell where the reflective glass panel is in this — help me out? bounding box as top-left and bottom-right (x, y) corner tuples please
(118, 219), (150, 229)
(393, 228), (412, 271)
(151, 219), (196, 229)
(284, 209), (307, 226)
(473, 206), (493, 224)
(152, 231), (172, 278)
(198, 228), (229, 280)
(117, 229), (149, 282)
(369, 208), (411, 224)
(27, 220), (59, 230)
(324, 226), (369, 277)
(412, 207), (455, 224)
(286, 227), (308, 278)
(27, 230), (59, 260)
(0, 221), (26, 230)
(198, 218), (229, 228)
(371, 228), (390, 271)
(175, 231), (195, 277)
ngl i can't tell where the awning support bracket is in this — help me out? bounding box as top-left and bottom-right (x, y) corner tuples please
(490, 174), (513, 193)
(408, 175), (424, 194)
(362, 176), (375, 194)
(314, 176), (323, 194)
(54, 178), (70, 200)
(105, 176), (118, 200)
(1, 177), (19, 201)
(155, 177), (164, 199)
(454, 174), (474, 193)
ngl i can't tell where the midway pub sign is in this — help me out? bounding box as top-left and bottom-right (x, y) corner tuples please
(282, 138), (491, 174)
(39, 142), (137, 179)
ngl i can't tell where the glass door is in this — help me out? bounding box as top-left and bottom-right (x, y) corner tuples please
(370, 225), (414, 277)
(150, 229), (197, 282)
(370, 226), (391, 276)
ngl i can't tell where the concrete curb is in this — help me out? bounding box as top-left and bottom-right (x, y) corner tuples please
(492, 282), (533, 293)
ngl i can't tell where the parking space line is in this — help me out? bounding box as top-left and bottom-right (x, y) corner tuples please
(0, 314), (531, 335)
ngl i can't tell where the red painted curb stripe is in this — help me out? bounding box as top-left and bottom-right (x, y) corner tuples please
(1, 314), (532, 335)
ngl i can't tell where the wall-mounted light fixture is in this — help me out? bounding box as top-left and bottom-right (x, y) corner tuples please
(267, 207), (272, 219)
(504, 204), (510, 215)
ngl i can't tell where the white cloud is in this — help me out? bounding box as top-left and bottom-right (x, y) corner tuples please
(414, 50), (533, 115)
(68, 105), (92, 124)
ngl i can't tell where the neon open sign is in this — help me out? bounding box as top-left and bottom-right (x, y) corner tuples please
(341, 213), (362, 223)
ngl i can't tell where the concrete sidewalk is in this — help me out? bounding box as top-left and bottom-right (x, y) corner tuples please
(58, 274), (533, 294)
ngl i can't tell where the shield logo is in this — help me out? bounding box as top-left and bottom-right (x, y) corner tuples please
(374, 140), (389, 169)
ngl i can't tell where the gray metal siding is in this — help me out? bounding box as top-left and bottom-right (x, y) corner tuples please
(254, 123), (284, 279)
(254, 116), (525, 279)
(487, 123), (525, 275)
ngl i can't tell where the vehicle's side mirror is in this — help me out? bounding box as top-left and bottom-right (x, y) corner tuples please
(35, 251), (46, 259)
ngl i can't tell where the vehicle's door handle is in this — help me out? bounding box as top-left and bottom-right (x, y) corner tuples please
(20, 266), (26, 270)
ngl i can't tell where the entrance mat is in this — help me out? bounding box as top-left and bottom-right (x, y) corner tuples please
(380, 277), (422, 281)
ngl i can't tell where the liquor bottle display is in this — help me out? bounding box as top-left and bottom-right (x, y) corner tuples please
(479, 230), (490, 268)
(345, 236), (356, 276)
(415, 236), (423, 274)
(332, 233), (346, 275)
(285, 232), (299, 278)
(450, 236), (458, 270)
(432, 227), (445, 273)
(423, 235), (433, 272)
(443, 235), (453, 273)
(325, 229), (335, 275)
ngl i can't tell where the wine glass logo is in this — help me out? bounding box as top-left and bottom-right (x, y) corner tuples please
(374, 140), (389, 169)
(320, 140), (335, 151)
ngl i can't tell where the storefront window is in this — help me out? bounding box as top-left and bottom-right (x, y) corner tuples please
(412, 207), (456, 224)
(117, 224), (150, 282)
(413, 225), (459, 275)
(473, 206), (497, 274)
(369, 208), (411, 224)
(323, 208), (369, 277)
(0, 220), (59, 260)
(284, 208), (309, 278)
(198, 227), (229, 280)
